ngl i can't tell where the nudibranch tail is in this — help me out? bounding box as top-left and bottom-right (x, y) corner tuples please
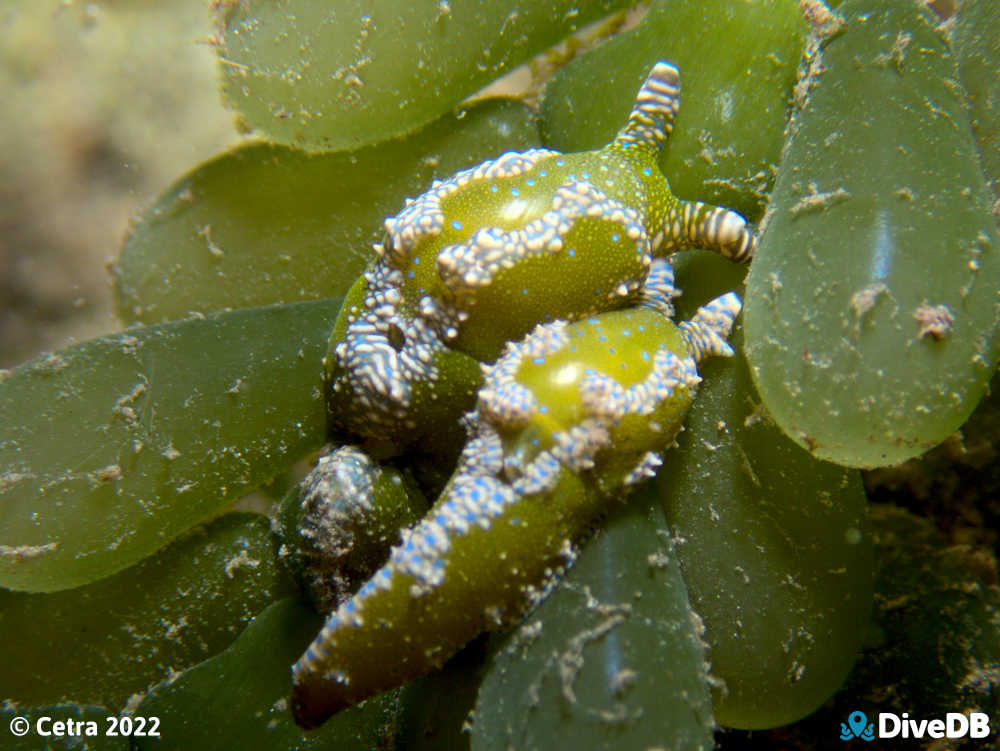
(614, 61), (681, 150)
(292, 281), (741, 729)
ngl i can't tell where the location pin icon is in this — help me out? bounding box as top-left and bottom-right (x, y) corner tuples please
(848, 711), (867, 738)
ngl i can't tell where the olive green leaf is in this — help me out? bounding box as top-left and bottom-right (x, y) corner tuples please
(473, 483), (715, 751)
(540, 0), (807, 221)
(213, 0), (629, 152)
(744, 0), (1000, 467)
(134, 598), (399, 750)
(115, 99), (540, 325)
(0, 513), (294, 709)
(664, 251), (873, 729)
(0, 299), (339, 592)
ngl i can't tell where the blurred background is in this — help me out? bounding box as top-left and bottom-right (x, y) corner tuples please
(0, 0), (240, 367)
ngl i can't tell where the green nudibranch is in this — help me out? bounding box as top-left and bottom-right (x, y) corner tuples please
(292, 267), (742, 727)
(292, 61), (756, 728)
(324, 62), (755, 451)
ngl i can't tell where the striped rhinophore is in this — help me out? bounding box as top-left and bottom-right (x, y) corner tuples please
(614, 61), (682, 148)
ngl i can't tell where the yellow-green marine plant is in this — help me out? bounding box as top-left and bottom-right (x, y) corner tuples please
(290, 62), (753, 728)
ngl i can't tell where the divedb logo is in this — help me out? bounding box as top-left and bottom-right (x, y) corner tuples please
(840, 710), (991, 741)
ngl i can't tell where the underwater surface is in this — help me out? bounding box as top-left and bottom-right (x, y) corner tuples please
(1, 0), (998, 749)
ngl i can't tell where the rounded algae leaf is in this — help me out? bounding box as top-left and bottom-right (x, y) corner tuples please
(213, 0), (630, 152)
(660, 252), (872, 729)
(0, 513), (293, 709)
(0, 299), (339, 592)
(539, 0), (808, 221)
(743, 0), (1000, 468)
(114, 99), (540, 325)
(134, 599), (398, 751)
(472, 485), (715, 751)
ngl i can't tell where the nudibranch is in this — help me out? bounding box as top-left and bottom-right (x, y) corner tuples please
(323, 61), (755, 452)
(292, 261), (742, 727)
(290, 61), (756, 729)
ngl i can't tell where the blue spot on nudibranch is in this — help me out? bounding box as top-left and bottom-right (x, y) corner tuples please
(641, 351), (650, 361)
(568, 249), (576, 258)
(511, 188), (520, 197)
(532, 356), (545, 365)
(413, 255), (421, 265)
(642, 167), (652, 176)
(611, 233), (620, 243)
(451, 220), (463, 231)
(490, 184), (499, 193)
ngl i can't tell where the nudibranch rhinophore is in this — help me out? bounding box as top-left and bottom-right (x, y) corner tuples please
(290, 60), (756, 729)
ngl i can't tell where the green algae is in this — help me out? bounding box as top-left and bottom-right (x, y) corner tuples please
(214, 0), (630, 152)
(0, 300), (339, 592)
(744, 0), (1000, 468)
(0, 513), (293, 709)
(539, 0), (807, 222)
(114, 99), (540, 325)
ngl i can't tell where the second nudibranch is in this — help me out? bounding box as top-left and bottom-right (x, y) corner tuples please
(291, 260), (742, 727)
(325, 61), (755, 452)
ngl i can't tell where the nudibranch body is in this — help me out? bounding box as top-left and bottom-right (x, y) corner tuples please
(292, 260), (742, 727)
(324, 62), (755, 449)
(290, 60), (756, 729)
